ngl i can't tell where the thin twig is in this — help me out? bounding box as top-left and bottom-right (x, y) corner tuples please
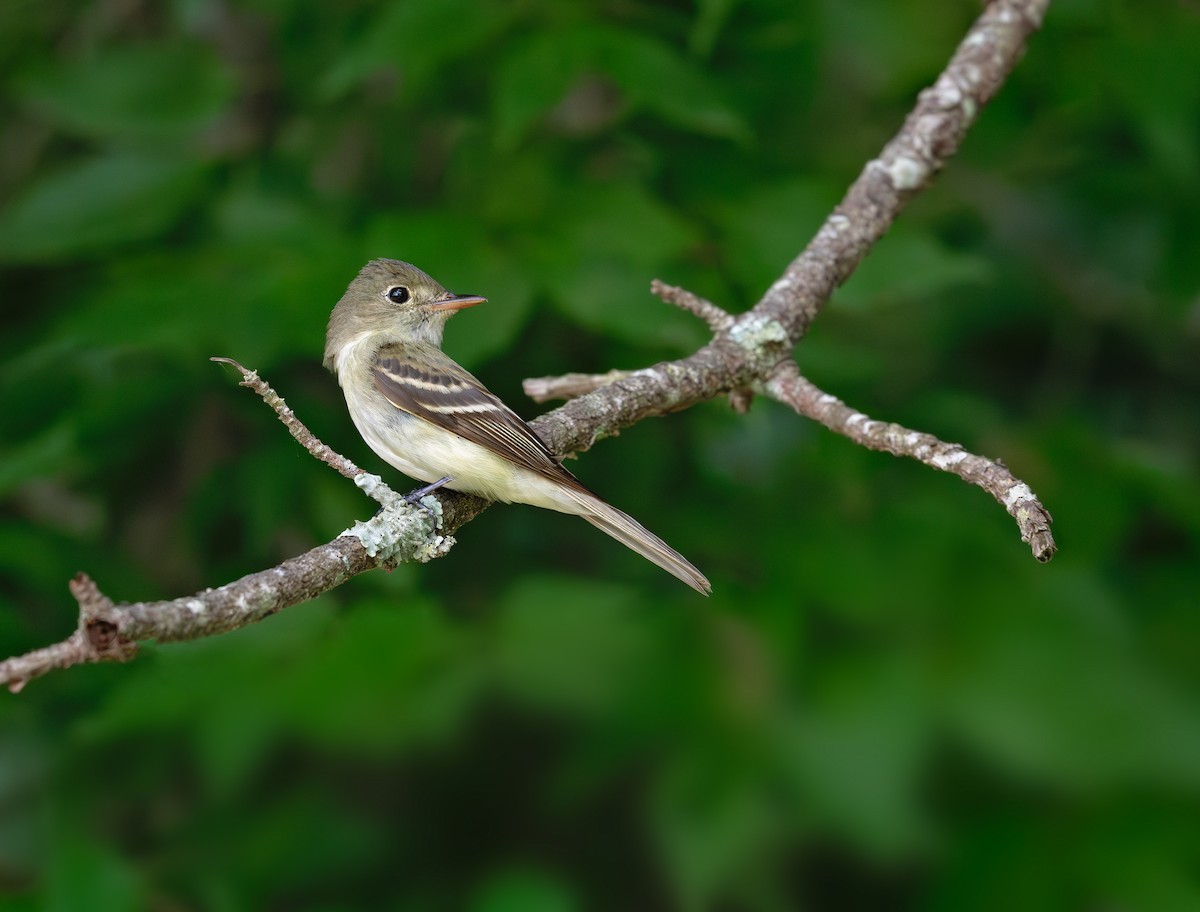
(651, 280), (733, 333)
(764, 362), (1056, 561)
(524, 370), (632, 403)
(1, 631), (103, 694)
(211, 357), (366, 484)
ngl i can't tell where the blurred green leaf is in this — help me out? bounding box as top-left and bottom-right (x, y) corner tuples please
(320, 0), (510, 100)
(491, 575), (652, 717)
(1076, 803), (1200, 912)
(287, 597), (480, 754)
(0, 522), (84, 597)
(492, 32), (587, 150)
(651, 752), (787, 911)
(17, 43), (235, 142)
(533, 181), (702, 345)
(596, 27), (750, 142)
(53, 235), (352, 368)
(0, 153), (208, 263)
(947, 582), (1200, 790)
(837, 226), (993, 309)
(720, 186), (992, 312)
(0, 721), (45, 884)
(778, 652), (932, 854)
(44, 827), (140, 912)
(220, 792), (382, 906)
(689, 0), (741, 58)
(193, 684), (286, 800)
(716, 178), (840, 294)
(78, 610), (320, 746)
(471, 867), (580, 912)
(925, 816), (1070, 912)
(0, 422), (75, 498)
(492, 25), (748, 147)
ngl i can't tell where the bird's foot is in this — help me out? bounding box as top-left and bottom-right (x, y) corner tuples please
(403, 476), (453, 521)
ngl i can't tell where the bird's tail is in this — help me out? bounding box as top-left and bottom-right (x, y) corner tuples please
(562, 489), (711, 595)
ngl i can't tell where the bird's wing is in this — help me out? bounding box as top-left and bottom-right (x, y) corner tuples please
(373, 344), (589, 492)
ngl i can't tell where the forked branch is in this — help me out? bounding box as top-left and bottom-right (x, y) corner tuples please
(1, 0), (1053, 691)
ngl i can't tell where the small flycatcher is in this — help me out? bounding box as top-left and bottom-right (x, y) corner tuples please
(324, 259), (710, 595)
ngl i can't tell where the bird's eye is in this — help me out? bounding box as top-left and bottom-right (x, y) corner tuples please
(386, 286), (410, 304)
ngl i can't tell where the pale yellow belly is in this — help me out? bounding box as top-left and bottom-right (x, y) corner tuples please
(350, 398), (577, 511)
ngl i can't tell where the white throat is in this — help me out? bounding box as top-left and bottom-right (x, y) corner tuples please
(333, 330), (383, 387)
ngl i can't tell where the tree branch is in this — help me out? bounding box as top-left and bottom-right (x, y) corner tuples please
(756, 0), (1049, 341)
(651, 280), (733, 333)
(516, 0), (1055, 555)
(763, 362), (1056, 561)
(1, 366), (467, 691)
(1, 0), (1054, 690)
(211, 357), (367, 485)
(524, 369), (632, 404)
(522, 356), (1056, 564)
(518, 0), (1051, 456)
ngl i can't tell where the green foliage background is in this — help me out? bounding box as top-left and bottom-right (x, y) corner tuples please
(2, 0), (1198, 908)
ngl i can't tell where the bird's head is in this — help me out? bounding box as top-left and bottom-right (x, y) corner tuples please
(324, 259), (486, 371)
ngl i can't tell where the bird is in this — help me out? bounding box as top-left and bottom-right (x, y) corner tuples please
(323, 258), (710, 595)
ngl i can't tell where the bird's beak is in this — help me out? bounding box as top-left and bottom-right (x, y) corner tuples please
(427, 292), (487, 313)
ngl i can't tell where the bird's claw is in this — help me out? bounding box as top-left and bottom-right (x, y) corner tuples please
(403, 476), (453, 521)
